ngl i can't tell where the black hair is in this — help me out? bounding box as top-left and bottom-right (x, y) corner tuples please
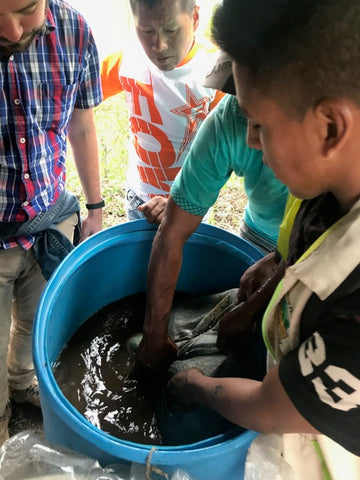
(129, 0), (195, 15)
(212, 0), (360, 117)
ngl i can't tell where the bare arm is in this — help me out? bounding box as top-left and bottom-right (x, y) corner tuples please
(168, 366), (319, 435)
(68, 108), (102, 241)
(136, 197), (203, 372)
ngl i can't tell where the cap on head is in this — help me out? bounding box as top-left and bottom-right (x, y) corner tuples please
(203, 50), (235, 95)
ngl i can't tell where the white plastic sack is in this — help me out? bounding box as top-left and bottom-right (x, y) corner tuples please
(244, 434), (295, 480)
(0, 430), (193, 480)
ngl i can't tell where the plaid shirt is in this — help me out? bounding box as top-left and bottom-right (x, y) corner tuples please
(0, 0), (102, 249)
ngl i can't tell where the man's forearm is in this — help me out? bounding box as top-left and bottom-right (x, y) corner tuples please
(143, 225), (184, 337)
(143, 198), (202, 338)
(169, 367), (319, 435)
(68, 108), (102, 204)
(137, 200), (204, 371)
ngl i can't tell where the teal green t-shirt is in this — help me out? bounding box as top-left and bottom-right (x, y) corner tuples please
(171, 95), (289, 244)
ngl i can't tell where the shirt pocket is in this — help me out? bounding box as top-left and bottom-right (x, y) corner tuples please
(28, 83), (79, 134)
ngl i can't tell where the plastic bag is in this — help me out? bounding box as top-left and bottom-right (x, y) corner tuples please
(0, 430), (193, 480)
(244, 434), (295, 480)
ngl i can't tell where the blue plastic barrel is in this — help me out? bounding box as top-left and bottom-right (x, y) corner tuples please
(33, 220), (264, 480)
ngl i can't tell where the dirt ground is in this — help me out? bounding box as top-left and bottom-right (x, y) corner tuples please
(8, 400), (43, 437)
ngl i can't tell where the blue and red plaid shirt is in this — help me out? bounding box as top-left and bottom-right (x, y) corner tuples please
(0, 0), (102, 250)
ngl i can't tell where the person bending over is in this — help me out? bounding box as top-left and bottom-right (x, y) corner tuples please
(101, 0), (223, 220)
(168, 1), (360, 477)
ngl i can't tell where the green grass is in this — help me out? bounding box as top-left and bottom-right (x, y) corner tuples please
(66, 94), (129, 229)
(66, 93), (247, 233)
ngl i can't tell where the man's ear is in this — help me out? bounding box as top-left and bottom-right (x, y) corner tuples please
(193, 5), (200, 31)
(315, 99), (353, 157)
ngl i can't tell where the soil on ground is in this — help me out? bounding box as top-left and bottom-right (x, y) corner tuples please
(8, 401), (43, 437)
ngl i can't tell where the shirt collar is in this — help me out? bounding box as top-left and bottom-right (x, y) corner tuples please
(176, 38), (199, 68)
(42, 4), (56, 37)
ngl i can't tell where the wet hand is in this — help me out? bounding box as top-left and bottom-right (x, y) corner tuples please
(219, 255), (286, 352)
(135, 333), (178, 380)
(167, 368), (204, 408)
(237, 251), (279, 303)
(217, 302), (256, 353)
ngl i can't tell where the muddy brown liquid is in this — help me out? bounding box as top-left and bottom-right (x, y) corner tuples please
(53, 292), (164, 445)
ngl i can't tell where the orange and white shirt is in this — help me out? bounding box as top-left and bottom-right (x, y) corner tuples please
(101, 40), (223, 200)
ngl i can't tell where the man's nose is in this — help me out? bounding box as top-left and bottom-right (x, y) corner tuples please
(246, 121), (262, 150)
(153, 31), (168, 52)
(0, 17), (24, 43)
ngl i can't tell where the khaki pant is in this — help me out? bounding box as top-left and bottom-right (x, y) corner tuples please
(0, 213), (78, 413)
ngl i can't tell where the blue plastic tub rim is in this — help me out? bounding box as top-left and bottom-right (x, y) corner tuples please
(55, 219), (263, 266)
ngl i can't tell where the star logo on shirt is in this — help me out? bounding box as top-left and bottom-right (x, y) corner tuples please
(171, 85), (210, 161)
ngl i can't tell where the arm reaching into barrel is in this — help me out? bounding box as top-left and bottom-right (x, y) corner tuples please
(136, 198), (203, 374)
(167, 366), (319, 434)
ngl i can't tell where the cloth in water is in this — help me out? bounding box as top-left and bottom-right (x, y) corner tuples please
(155, 289), (266, 445)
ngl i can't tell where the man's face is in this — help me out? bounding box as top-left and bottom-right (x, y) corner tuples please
(233, 63), (330, 200)
(133, 0), (199, 71)
(0, 0), (48, 56)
